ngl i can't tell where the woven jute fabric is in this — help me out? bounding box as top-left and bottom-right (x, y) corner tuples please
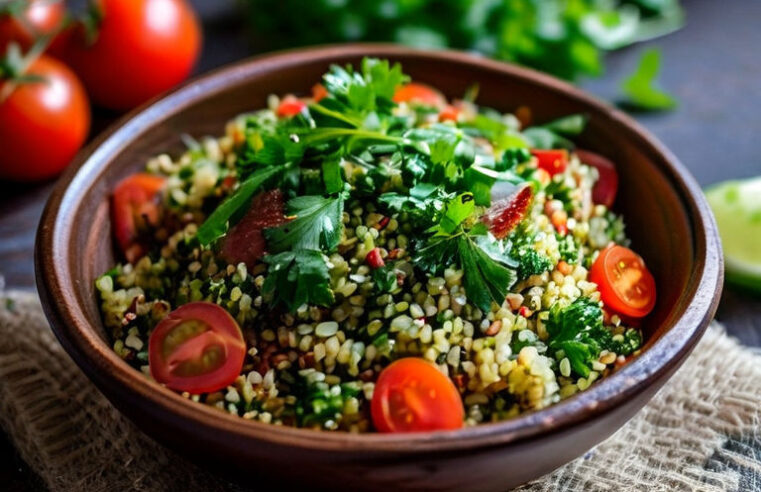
(0, 290), (759, 491)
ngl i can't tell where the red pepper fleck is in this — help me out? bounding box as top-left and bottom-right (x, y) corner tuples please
(387, 248), (401, 259)
(453, 373), (467, 390)
(375, 216), (390, 230)
(519, 306), (532, 318)
(365, 247), (385, 269)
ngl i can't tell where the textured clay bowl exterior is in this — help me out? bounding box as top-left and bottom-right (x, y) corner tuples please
(36, 45), (722, 491)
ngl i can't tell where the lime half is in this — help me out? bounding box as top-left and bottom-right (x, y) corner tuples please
(705, 177), (761, 294)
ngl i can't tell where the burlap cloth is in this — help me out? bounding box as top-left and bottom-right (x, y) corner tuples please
(1, 290), (760, 491)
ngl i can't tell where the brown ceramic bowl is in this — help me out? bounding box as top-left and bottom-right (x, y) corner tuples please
(36, 44), (722, 490)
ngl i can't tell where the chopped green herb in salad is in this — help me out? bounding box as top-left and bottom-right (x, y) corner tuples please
(96, 58), (656, 433)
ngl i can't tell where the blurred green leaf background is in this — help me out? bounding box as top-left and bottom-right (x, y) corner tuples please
(240, 0), (684, 81)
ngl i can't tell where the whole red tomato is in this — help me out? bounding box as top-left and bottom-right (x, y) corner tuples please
(0, 54), (90, 181)
(62, 0), (201, 110)
(0, 0), (67, 54)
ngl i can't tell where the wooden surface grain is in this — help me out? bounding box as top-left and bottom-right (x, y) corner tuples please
(0, 0), (759, 489)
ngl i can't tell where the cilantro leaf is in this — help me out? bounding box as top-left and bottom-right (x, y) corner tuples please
(620, 48), (677, 111)
(196, 164), (285, 245)
(264, 194), (345, 253)
(262, 250), (334, 310)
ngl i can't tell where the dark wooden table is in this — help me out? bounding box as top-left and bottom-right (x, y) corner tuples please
(1, 0), (759, 488)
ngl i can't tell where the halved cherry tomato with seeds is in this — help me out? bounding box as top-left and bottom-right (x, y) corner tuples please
(371, 358), (464, 433)
(589, 245), (656, 318)
(531, 149), (568, 176)
(575, 149), (619, 208)
(392, 82), (446, 108)
(482, 185), (534, 239)
(149, 302), (246, 394)
(111, 173), (166, 263)
(277, 95), (306, 117)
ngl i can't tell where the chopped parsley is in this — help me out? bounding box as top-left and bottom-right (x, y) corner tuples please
(263, 194), (346, 253)
(262, 249), (334, 310)
(546, 297), (642, 377)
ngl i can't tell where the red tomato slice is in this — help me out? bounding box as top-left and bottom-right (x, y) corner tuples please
(392, 82), (446, 108)
(372, 358), (464, 433)
(277, 95), (306, 117)
(220, 189), (289, 268)
(149, 302), (246, 394)
(531, 149), (568, 176)
(112, 173), (165, 263)
(482, 185), (534, 239)
(575, 149), (619, 208)
(589, 245), (656, 318)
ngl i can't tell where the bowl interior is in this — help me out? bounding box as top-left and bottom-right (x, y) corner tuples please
(74, 50), (691, 346)
(40, 45), (719, 451)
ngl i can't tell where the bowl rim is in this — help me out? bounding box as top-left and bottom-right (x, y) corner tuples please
(35, 43), (723, 453)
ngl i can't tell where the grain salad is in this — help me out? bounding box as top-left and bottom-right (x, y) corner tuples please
(96, 58), (656, 433)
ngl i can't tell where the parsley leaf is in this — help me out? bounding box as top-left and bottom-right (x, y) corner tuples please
(196, 164), (285, 245)
(264, 194), (345, 253)
(458, 234), (517, 313)
(413, 195), (517, 312)
(620, 48), (677, 111)
(262, 250), (334, 310)
(315, 58), (408, 126)
(321, 157), (344, 194)
(372, 264), (398, 293)
(546, 297), (642, 377)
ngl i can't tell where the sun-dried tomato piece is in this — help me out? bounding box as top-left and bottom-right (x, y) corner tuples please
(481, 185), (534, 239)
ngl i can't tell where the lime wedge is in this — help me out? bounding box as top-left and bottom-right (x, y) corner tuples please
(705, 177), (761, 294)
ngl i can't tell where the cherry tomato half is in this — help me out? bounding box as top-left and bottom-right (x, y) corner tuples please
(61, 0), (201, 110)
(531, 149), (568, 176)
(149, 302), (246, 394)
(392, 82), (446, 108)
(575, 149), (619, 208)
(0, 0), (66, 54)
(111, 173), (166, 263)
(589, 245), (656, 318)
(371, 358), (464, 433)
(0, 54), (90, 181)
